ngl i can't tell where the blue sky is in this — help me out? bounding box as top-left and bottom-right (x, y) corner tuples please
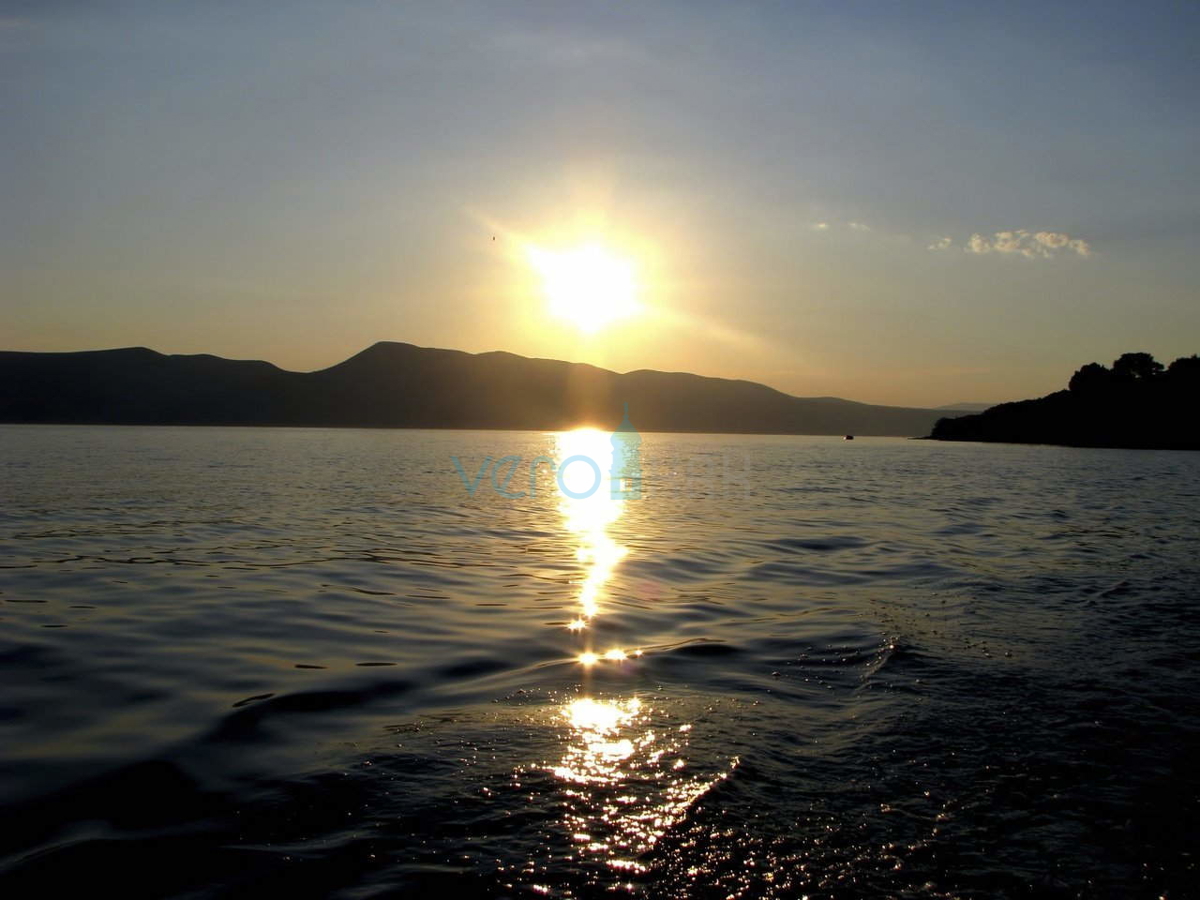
(3, 1), (1198, 406)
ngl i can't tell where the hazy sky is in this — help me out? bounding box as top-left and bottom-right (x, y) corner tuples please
(3, 1), (1199, 407)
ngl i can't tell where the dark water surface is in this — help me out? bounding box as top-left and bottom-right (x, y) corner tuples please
(2, 425), (1198, 898)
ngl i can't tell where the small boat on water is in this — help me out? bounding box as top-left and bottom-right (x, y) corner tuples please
(843, 434), (855, 440)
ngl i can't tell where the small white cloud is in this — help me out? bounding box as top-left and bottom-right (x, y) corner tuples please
(928, 236), (953, 251)
(957, 229), (1092, 259)
(966, 233), (992, 254)
(1034, 231), (1069, 249)
(992, 230), (1028, 255)
(811, 222), (829, 231)
(1036, 233), (1092, 257)
(848, 221), (870, 231)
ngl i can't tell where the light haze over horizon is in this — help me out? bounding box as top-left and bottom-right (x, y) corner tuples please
(3, 1), (1199, 408)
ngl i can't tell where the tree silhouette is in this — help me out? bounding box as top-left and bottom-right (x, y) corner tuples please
(1167, 354), (1200, 386)
(1068, 362), (1112, 394)
(1111, 352), (1163, 382)
(931, 351), (1199, 450)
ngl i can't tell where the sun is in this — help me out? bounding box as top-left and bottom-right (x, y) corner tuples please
(526, 243), (640, 334)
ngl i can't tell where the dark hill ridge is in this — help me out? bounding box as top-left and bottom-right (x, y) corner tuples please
(0, 341), (943, 435)
(929, 351), (1200, 450)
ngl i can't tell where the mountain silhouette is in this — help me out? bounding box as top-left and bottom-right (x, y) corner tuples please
(0, 342), (943, 436)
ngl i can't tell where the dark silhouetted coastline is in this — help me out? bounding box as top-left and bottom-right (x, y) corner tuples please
(929, 352), (1200, 450)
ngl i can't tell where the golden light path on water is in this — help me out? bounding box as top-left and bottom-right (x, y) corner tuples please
(533, 429), (736, 885)
(556, 428), (627, 634)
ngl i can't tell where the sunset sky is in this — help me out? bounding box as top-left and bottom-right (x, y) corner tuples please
(3, 1), (1198, 407)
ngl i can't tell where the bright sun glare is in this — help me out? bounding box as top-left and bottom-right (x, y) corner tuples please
(527, 243), (640, 334)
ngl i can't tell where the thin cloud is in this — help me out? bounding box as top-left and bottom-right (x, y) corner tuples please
(811, 221), (870, 233)
(490, 28), (641, 67)
(931, 230), (1092, 259)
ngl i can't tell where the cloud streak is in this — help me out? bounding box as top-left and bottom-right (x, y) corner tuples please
(931, 229), (1092, 259)
(810, 220), (870, 233)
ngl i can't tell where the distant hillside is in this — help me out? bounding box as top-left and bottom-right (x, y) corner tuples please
(929, 352), (1200, 450)
(934, 402), (996, 412)
(0, 342), (943, 436)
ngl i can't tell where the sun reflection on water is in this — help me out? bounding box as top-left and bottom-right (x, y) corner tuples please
(550, 694), (733, 875)
(534, 430), (734, 884)
(555, 429), (628, 640)
(554, 698), (642, 783)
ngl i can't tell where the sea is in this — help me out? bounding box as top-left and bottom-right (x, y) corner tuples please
(1, 425), (1198, 899)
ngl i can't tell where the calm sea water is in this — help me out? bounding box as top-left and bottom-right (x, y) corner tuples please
(2, 425), (1198, 899)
